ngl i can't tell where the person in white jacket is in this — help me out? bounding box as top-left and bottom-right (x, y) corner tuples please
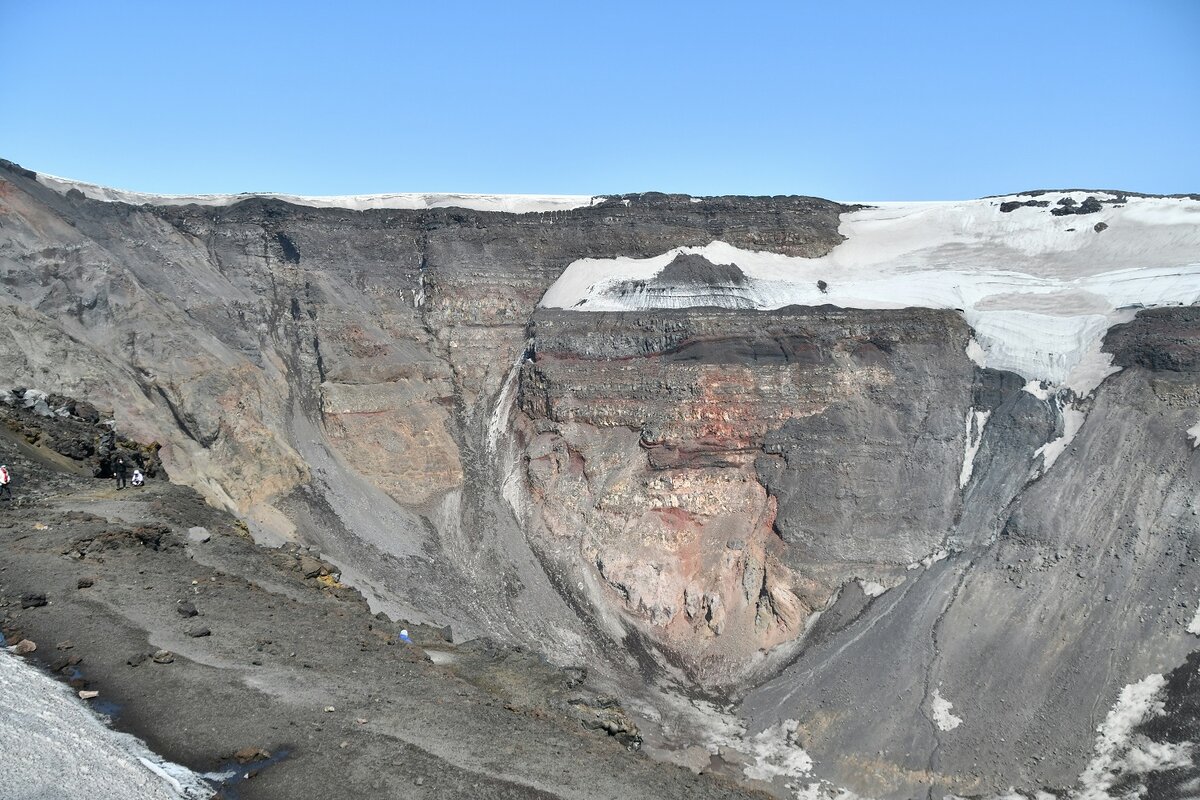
(0, 465), (11, 501)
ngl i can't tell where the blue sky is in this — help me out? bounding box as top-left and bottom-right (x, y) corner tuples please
(1, 1), (1197, 199)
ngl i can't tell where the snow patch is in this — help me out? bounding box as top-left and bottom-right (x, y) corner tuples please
(959, 409), (991, 488)
(1074, 673), (1193, 800)
(1022, 380), (1054, 400)
(540, 195), (1200, 389)
(923, 549), (949, 567)
(930, 688), (963, 731)
(742, 719), (815, 782)
(858, 579), (888, 598)
(487, 347), (527, 454)
(36, 172), (598, 214)
(1034, 401), (1087, 476)
(1187, 420), (1200, 449)
(0, 652), (211, 799)
(965, 338), (987, 367)
(1187, 603), (1200, 636)
(908, 548), (951, 571)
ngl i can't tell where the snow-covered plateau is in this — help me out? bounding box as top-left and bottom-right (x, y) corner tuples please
(36, 172), (600, 213)
(540, 192), (1200, 396)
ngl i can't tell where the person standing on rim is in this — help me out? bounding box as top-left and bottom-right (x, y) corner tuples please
(113, 457), (129, 490)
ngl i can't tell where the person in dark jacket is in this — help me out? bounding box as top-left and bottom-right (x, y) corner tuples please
(114, 457), (129, 490)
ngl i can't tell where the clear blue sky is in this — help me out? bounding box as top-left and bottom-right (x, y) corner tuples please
(2, 1), (1197, 199)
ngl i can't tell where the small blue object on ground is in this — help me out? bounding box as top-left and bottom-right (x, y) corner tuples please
(398, 629), (412, 644)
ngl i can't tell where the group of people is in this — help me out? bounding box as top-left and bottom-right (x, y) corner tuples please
(112, 458), (144, 490)
(0, 459), (145, 502)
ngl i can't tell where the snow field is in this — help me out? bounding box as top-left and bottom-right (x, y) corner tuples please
(541, 195), (1200, 396)
(36, 172), (599, 214)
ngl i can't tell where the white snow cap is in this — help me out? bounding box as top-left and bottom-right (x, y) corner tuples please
(541, 193), (1200, 395)
(35, 172), (601, 214)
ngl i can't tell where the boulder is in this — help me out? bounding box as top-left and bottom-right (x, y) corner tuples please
(7, 639), (37, 655)
(73, 400), (101, 423)
(298, 555), (326, 579)
(233, 746), (271, 763)
(20, 593), (47, 609)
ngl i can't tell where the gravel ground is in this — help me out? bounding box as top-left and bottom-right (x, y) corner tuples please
(0, 417), (767, 800)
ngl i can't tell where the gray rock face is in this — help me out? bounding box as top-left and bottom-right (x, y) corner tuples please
(0, 158), (1197, 799)
(512, 306), (984, 686)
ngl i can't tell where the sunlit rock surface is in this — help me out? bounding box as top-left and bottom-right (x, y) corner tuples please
(2, 158), (1199, 799)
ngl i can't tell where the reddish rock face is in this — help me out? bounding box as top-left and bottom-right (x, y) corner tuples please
(510, 307), (977, 687)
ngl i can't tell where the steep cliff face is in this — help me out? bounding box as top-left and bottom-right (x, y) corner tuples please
(1, 158), (1198, 800)
(508, 306), (980, 687)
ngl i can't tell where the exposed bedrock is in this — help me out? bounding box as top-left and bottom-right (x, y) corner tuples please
(741, 307), (1200, 798)
(0, 160), (847, 657)
(3, 158), (1199, 799)
(508, 306), (1035, 688)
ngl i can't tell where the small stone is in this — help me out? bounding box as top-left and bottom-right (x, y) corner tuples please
(356, 718), (368, 725)
(324, 706), (335, 713)
(127, 652), (148, 667)
(186, 626), (211, 638)
(187, 527), (211, 544)
(415, 777), (425, 786)
(55, 641), (74, 651)
(233, 746), (270, 764)
(78, 690), (99, 700)
(299, 556), (324, 579)
(50, 654), (82, 672)
(151, 649), (174, 664)
(176, 601), (198, 618)
(77, 577), (95, 589)
(1094, 221), (1109, 233)
(8, 639), (37, 655)
(20, 593), (47, 609)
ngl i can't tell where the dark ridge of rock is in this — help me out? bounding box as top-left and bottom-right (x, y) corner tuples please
(999, 199), (1051, 212)
(604, 254), (756, 310)
(1051, 195), (1104, 216)
(0, 158), (37, 180)
(999, 187), (1197, 200)
(1104, 306), (1200, 372)
(654, 253), (747, 286)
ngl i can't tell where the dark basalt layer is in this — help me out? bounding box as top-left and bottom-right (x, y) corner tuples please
(1104, 306), (1200, 372)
